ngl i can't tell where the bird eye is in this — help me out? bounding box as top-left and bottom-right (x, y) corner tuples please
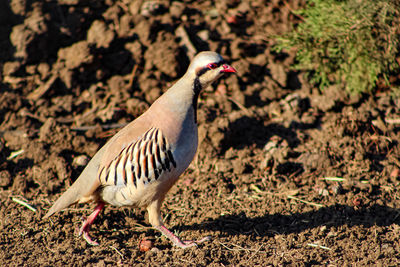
(207, 63), (218, 69)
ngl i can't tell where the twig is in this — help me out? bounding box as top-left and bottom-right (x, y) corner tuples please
(307, 243), (331, 250)
(320, 177), (346, 182)
(7, 149), (25, 160)
(250, 184), (263, 193)
(248, 244), (264, 261)
(219, 242), (246, 252)
(128, 64), (139, 88)
(227, 97), (253, 116)
(109, 245), (124, 259)
(12, 197), (37, 212)
(20, 109), (46, 122)
(287, 195), (324, 208)
(385, 118), (400, 124)
(27, 74), (58, 100)
(264, 189), (299, 197)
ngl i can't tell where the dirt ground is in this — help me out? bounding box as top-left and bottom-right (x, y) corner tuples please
(1, 0), (400, 265)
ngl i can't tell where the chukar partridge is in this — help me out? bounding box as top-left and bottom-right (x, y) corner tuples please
(43, 51), (236, 248)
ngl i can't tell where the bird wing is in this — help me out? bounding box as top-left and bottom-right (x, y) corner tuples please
(98, 126), (179, 207)
(99, 127), (177, 187)
(43, 114), (153, 219)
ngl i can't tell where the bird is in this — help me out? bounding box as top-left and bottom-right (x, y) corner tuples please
(43, 51), (236, 249)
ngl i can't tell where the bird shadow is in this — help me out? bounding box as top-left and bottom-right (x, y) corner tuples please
(102, 202), (400, 253)
(175, 204), (400, 239)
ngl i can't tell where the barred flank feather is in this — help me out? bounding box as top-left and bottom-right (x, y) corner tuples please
(98, 128), (176, 189)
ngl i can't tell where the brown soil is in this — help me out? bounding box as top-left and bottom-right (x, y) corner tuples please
(1, 0), (400, 266)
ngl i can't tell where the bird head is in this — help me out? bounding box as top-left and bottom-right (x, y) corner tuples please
(187, 51), (236, 89)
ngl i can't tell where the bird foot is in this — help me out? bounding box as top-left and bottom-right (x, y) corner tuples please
(178, 236), (212, 248)
(78, 219), (99, 246)
(76, 202), (105, 246)
(155, 225), (212, 249)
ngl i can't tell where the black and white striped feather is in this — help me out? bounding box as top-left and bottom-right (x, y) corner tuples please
(98, 127), (177, 189)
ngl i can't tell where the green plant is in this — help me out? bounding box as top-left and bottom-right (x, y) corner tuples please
(274, 0), (400, 94)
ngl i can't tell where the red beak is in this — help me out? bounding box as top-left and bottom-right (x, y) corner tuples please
(221, 64), (237, 73)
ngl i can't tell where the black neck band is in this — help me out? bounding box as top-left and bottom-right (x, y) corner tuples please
(192, 77), (202, 123)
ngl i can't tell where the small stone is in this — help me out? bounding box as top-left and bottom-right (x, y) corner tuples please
(321, 189), (329, 196)
(226, 15), (238, 24)
(87, 20), (115, 48)
(10, 0), (27, 16)
(73, 155), (89, 167)
(139, 238), (154, 252)
(3, 61), (21, 76)
(37, 63), (50, 79)
(197, 30), (210, 42)
(390, 168), (400, 179)
(0, 171), (12, 187)
(150, 247), (160, 253)
(58, 41), (93, 70)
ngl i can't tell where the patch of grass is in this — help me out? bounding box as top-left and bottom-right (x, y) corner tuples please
(274, 0), (400, 94)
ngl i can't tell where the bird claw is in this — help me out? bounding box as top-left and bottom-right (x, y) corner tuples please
(78, 216), (99, 246)
(82, 231), (99, 246)
(77, 222), (99, 246)
(176, 236), (212, 249)
(76, 203), (104, 246)
(183, 235), (212, 247)
(155, 225), (212, 249)
(198, 235), (212, 243)
(179, 241), (197, 248)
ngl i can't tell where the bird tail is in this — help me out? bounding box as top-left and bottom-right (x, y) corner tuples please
(42, 145), (106, 219)
(42, 186), (81, 219)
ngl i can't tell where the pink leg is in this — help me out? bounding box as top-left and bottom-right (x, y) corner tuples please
(155, 225), (211, 249)
(78, 202), (105, 246)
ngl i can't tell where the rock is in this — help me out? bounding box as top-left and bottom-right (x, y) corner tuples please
(87, 20), (115, 48)
(138, 238), (154, 252)
(118, 14), (134, 38)
(10, 0), (27, 16)
(3, 61), (22, 76)
(73, 155), (89, 167)
(37, 62), (50, 79)
(0, 171), (12, 187)
(57, 41), (93, 70)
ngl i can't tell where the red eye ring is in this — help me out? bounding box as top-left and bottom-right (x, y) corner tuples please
(207, 63), (218, 69)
